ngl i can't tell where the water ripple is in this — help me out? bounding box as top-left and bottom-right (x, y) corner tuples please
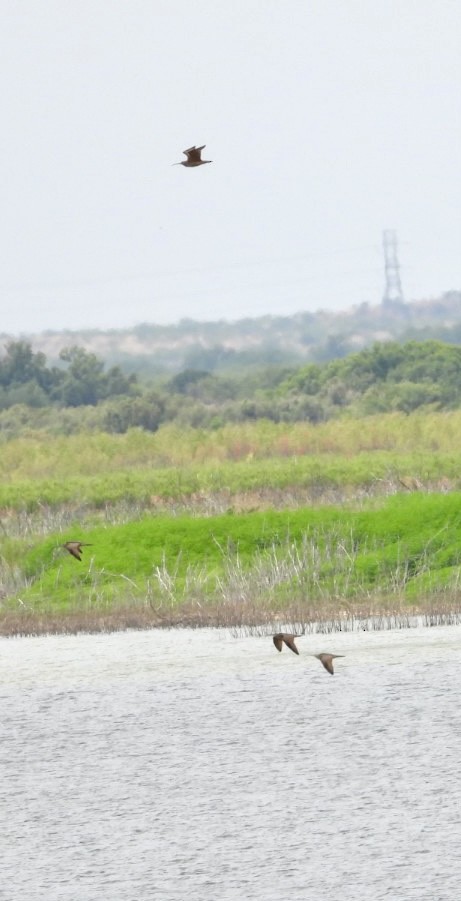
(1, 625), (461, 899)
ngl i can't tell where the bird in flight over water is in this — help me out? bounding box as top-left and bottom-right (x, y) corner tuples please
(273, 633), (301, 655)
(62, 541), (93, 562)
(174, 145), (212, 167)
(314, 653), (345, 675)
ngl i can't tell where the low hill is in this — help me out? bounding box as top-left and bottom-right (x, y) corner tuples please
(1, 290), (461, 376)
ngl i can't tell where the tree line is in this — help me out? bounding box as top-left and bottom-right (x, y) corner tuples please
(2, 338), (461, 436)
(0, 341), (136, 408)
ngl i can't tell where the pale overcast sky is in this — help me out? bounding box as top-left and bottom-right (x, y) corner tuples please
(1, 0), (460, 334)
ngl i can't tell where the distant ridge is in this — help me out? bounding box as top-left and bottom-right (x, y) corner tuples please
(1, 291), (460, 375)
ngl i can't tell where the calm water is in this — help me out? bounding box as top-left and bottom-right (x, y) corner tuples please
(1, 624), (461, 900)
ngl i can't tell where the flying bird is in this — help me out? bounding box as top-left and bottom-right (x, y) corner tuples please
(62, 541), (93, 562)
(314, 653), (345, 675)
(273, 633), (301, 655)
(174, 145), (212, 167)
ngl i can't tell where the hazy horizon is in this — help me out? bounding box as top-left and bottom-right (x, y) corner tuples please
(2, 1), (460, 334)
(1, 284), (459, 342)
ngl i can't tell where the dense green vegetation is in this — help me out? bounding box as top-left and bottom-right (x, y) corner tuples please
(2, 332), (461, 633)
(0, 410), (460, 630)
(3, 338), (461, 435)
(0, 341), (137, 410)
(0, 449), (458, 514)
(1, 411), (461, 512)
(3, 494), (461, 626)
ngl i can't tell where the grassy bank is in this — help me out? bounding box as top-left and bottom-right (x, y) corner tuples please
(2, 493), (461, 635)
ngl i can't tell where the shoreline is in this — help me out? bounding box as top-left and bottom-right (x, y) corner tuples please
(2, 601), (461, 638)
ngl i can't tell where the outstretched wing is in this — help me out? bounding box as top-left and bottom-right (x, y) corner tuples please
(283, 636), (299, 655)
(63, 541), (92, 561)
(320, 655), (334, 674)
(273, 635), (284, 652)
(183, 145), (205, 162)
(64, 542), (82, 561)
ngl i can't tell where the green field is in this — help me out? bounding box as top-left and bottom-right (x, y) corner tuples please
(2, 413), (461, 634)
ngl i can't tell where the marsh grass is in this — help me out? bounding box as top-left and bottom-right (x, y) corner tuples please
(3, 412), (461, 479)
(2, 492), (461, 635)
(0, 455), (458, 523)
(2, 413), (461, 635)
(3, 597), (461, 638)
(1, 413), (461, 516)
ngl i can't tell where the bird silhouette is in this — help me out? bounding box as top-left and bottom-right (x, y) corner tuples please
(173, 145), (212, 167)
(314, 653), (345, 675)
(273, 633), (300, 655)
(62, 541), (93, 562)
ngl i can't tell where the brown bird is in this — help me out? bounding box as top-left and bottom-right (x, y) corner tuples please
(273, 633), (300, 655)
(314, 653), (345, 675)
(174, 145), (212, 167)
(62, 541), (93, 562)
